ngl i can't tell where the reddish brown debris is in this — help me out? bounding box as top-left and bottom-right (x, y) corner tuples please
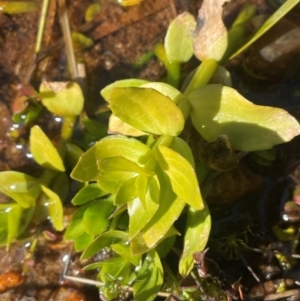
(0, 271), (24, 293)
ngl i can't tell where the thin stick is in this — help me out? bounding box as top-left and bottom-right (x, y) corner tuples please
(62, 253), (171, 298)
(35, 0), (50, 53)
(57, 0), (78, 79)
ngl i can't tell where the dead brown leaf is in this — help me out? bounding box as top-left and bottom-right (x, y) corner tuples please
(193, 0), (230, 61)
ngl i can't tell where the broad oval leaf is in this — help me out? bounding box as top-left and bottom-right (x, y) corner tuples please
(189, 84), (300, 151)
(108, 114), (147, 136)
(133, 249), (163, 301)
(81, 230), (128, 259)
(98, 156), (154, 176)
(0, 171), (41, 208)
(41, 185), (64, 231)
(179, 203), (211, 277)
(40, 81), (84, 117)
(165, 12), (196, 63)
(71, 135), (151, 182)
(156, 146), (203, 210)
(141, 82), (186, 105)
(109, 87), (184, 136)
(101, 79), (149, 102)
(30, 126), (65, 172)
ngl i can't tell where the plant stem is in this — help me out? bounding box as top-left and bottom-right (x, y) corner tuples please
(156, 135), (174, 147)
(61, 116), (76, 141)
(184, 59), (218, 96)
(154, 43), (181, 88)
(166, 63), (181, 88)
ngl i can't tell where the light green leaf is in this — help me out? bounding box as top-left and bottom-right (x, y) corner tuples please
(64, 205), (87, 240)
(74, 232), (94, 251)
(133, 249), (163, 301)
(98, 171), (138, 194)
(98, 156), (154, 176)
(165, 12), (196, 63)
(189, 84), (300, 151)
(72, 183), (108, 205)
(131, 227), (179, 255)
(108, 114), (147, 136)
(0, 171), (41, 208)
(169, 137), (195, 168)
(115, 177), (138, 205)
(230, 0), (300, 59)
(101, 79), (149, 102)
(140, 168), (184, 249)
(128, 185), (159, 240)
(111, 243), (142, 266)
(109, 87), (184, 136)
(141, 82), (186, 105)
(7, 204), (23, 245)
(83, 197), (114, 235)
(40, 81), (84, 117)
(156, 146), (203, 210)
(130, 233), (148, 255)
(142, 195), (184, 249)
(135, 175), (148, 207)
(30, 125), (65, 172)
(108, 82), (186, 136)
(179, 203), (211, 277)
(81, 230), (128, 259)
(71, 135), (151, 182)
(41, 185), (64, 231)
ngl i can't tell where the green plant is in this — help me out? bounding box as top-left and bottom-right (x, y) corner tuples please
(0, 0), (300, 300)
